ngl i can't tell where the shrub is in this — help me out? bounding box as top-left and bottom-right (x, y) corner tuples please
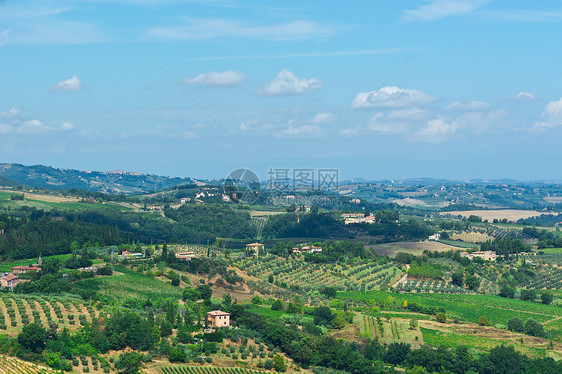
(508, 317), (524, 333)
(478, 316), (488, 326)
(436, 312), (447, 323)
(524, 318), (546, 338)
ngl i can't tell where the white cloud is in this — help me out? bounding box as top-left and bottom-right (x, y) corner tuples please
(311, 112), (336, 124)
(352, 86), (436, 109)
(17, 119), (50, 134)
(147, 18), (338, 41)
(444, 100), (490, 111)
(455, 109), (507, 133)
(60, 122), (75, 131)
(183, 131), (198, 139)
(239, 118), (323, 137)
(183, 71), (247, 86)
(531, 98), (562, 132)
(368, 109), (429, 133)
(49, 75), (83, 92)
(256, 69), (323, 96)
(386, 108), (429, 120)
(0, 107), (21, 119)
(411, 118), (458, 143)
(512, 91), (537, 102)
(402, 0), (488, 22)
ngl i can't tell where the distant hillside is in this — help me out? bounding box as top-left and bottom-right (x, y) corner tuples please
(0, 176), (20, 187)
(0, 163), (199, 194)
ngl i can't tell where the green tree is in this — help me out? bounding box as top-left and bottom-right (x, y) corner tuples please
(436, 312), (447, 323)
(541, 292), (553, 305)
(115, 352), (145, 374)
(508, 317), (524, 333)
(465, 274), (480, 291)
(478, 316), (488, 326)
(272, 354), (286, 372)
(499, 285), (515, 298)
(17, 323), (47, 353)
(384, 342), (411, 365)
(271, 299), (284, 311)
(520, 289), (536, 301)
(321, 287), (337, 298)
(409, 318), (418, 330)
(524, 318), (546, 338)
(451, 271), (464, 287)
(197, 284), (213, 301)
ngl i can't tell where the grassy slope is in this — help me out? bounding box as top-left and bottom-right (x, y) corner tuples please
(338, 290), (562, 328)
(73, 266), (183, 302)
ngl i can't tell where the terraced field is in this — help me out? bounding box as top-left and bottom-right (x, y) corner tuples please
(236, 255), (404, 293)
(0, 294), (98, 335)
(0, 355), (57, 374)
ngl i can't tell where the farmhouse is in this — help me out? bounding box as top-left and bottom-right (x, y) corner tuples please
(1, 273), (19, 289)
(11, 266), (40, 275)
(341, 213), (364, 219)
(207, 310), (230, 328)
(246, 242), (264, 257)
(460, 250), (498, 261)
(344, 214), (376, 225)
(118, 251), (143, 260)
(428, 233), (440, 241)
(175, 251), (196, 260)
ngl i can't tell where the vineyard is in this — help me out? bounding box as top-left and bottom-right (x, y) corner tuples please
(0, 355), (57, 374)
(0, 294), (98, 334)
(236, 255), (403, 294)
(161, 366), (269, 374)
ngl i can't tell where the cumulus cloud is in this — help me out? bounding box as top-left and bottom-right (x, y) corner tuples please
(49, 75), (83, 92)
(255, 69), (323, 96)
(411, 118), (458, 143)
(183, 70), (247, 86)
(352, 86), (436, 109)
(0, 117), (76, 134)
(0, 107), (20, 119)
(531, 98), (562, 132)
(60, 122), (75, 131)
(511, 91), (537, 102)
(311, 112), (336, 124)
(402, 0), (488, 22)
(444, 100), (490, 111)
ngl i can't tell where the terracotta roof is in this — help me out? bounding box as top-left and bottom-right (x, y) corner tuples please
(12, 266), (40, 271)
(207, 310), (230, 316)
(2, 273), (18, 281)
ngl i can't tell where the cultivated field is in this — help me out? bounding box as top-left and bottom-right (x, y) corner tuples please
(450, 231), (494, 243)
(441, 209), (556, 222)
(0, 355), (58, 374)
(366, 241), (466, 257)
(0, 294), (98, 335)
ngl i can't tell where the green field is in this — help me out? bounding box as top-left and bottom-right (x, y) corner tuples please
(420, 327), (548, 358)
(541, 248), (562, 254)
(0, 190), (130, 212)
(0, 254), (73, 272)
(338, 290), (562, 329)
(74, 266), (183, 302)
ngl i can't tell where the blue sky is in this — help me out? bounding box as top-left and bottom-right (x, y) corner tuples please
(1, 0), (562, 181)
